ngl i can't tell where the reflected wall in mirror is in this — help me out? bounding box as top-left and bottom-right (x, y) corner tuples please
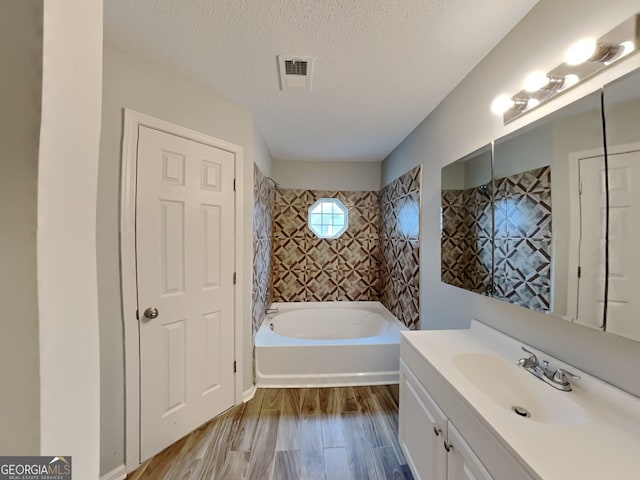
(603, 68), (640, 342)
(441, 144), (492, 295)
(492, 92), (605, 327)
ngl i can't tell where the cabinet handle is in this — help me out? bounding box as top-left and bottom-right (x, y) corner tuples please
(443, 441), (452, 453)
(433, 426), (442, 437)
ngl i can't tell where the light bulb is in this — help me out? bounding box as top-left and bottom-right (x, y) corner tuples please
(491, 95), (514, 115)
(563, 74), (579, 89)
(619, 40), (635, 58)
(526, 98), (540, 109)
(523, 71), (549, 92)
(565, 37), (597, 65)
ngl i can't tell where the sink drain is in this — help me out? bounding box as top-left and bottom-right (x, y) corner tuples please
(511, 406), (531, 418)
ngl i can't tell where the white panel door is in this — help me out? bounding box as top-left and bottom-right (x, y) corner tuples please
(576, 156), (607, 330)
(136, 126), (236, 461)
(606, 149), (640, 342)
(447, 423), (493, 480)
(399, 360), (447, 480)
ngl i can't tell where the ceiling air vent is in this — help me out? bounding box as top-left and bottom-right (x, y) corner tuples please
(277, 55), (314, 92)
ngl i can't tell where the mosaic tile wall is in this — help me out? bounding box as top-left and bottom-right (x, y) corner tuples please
(441, 184), (492, 294)
(271, 190), (380, 302)
(441, 166), (551, 311)
(252, 165), (274, 337)
(379, 166), (421, 330)
(494, 166), (552, 312)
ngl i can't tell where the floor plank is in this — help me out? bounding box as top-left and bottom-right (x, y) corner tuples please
(246, 408), (280, 479)
(342, 411), (380, 480)
(300, 387), (320, 415)
(324, 447), (352, 480)
(229, 388), (264, 452)
(215, 451), (250, 480)
(299, 415), (324, 479)
(372, 445), (408, 480)
(370, 385), (406, 464)
(276, 389), (301, 451)
(272, 450), (299, 480)
(126, 385), (410, 480)
(321, 412), (346, 448)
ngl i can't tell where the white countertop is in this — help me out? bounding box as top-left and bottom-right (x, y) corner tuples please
(401, 320), (640, 480)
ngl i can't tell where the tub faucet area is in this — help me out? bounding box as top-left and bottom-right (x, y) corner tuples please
(265, 307), (279, 315)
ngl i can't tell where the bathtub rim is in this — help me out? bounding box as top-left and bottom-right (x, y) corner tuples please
(256, 300), (407, 347)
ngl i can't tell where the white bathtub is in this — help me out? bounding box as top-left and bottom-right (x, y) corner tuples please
(255, 301), (408, 387)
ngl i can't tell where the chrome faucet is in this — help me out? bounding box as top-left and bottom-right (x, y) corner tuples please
(265, 307), (279, 315)
(516, 346), (580, 392)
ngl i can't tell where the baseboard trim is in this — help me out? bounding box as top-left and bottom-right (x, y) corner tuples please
(100, 464), (127, 480)
(242, 384), (256, 403)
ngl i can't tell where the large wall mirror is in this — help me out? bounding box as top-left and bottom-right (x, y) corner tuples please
(493, 91), (604, 327)
(441, 66), (640, 343)
(441, 144), (492, 295)
(603, 68), (640, 342)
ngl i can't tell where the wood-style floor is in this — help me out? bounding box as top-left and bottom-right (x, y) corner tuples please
(126, 385), (414, 480)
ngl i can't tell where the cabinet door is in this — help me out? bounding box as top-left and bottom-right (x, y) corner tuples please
(446, 422), (493, 480)
(399, 360), (447, 480)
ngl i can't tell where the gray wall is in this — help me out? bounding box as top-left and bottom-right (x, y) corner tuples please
(0, 0), (42, 455)
(494, 123), (553, 179)
(98, 44), (271, 474)
(382, 0), (640, 397)
(273, 160), (381, 190)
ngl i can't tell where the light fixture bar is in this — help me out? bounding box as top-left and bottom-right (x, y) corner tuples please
(501, 13), (640, 124)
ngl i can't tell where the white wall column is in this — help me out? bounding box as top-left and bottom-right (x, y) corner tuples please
(38, 1), (103, 478)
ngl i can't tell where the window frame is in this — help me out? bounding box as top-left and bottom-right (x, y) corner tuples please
(307, 197), (349, 239)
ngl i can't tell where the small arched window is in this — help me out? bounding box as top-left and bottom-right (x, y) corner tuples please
(308, 198), (349, 239)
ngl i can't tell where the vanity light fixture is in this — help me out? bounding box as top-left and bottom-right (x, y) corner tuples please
(490, 94), (515, 115)
(492, 13), (640, 124)
(565, 38), (613, 65)
(523, 70), (549, 92)
(564, 73), (580, 88)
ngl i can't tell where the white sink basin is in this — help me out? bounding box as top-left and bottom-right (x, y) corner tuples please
(452, 352), (589, 425)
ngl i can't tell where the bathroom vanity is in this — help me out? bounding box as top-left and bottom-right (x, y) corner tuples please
(398, 321), (640, 480)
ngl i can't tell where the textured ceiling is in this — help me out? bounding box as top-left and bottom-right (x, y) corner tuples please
(105, 0), (538, 162)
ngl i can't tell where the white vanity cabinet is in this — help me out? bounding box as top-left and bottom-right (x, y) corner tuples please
(399, 360), (447, 480)
(399, 360), (492, 480)
(446, 423), (493, 480)
(399, 323), (640, 480)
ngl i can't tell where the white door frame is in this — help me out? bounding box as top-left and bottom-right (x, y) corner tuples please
(120, 109), (245, 472)
(567, 146), (604, 322)
(567, 141), (640, 324)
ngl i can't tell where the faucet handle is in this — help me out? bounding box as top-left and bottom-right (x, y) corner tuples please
(520, 346), (538, 363)
(553, 368), (581, 384)
(516, 346), (539, 369)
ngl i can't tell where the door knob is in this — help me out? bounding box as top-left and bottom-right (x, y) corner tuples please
(143, 307), (159, 319)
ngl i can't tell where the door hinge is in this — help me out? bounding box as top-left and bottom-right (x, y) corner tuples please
(136, 309), (139, 320)
(578, 182), (583, 195)
(578, 266), (581, 278)
(233, 361), (237, 373)
(233, 178), (236, 191)
(233, 272), (236, 285)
